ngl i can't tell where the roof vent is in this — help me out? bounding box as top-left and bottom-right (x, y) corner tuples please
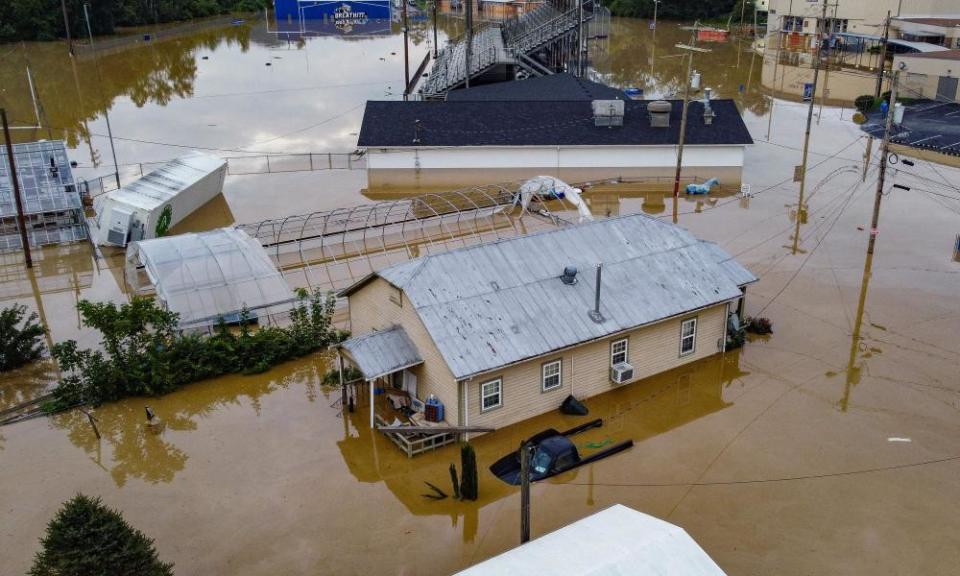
(593, 100), (625, 127)
(702, 88), (715, 125)
(648, 100), (671, 128)
(560, 265), (578, 285)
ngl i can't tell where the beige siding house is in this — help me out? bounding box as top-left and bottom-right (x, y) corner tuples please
(338, 214), (756, 435)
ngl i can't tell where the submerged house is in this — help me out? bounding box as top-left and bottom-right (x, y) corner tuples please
(357, 74), (753, 191)
(337, 214), (756, 434)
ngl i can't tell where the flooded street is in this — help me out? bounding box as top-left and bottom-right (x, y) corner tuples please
(3, 14), (960, 576)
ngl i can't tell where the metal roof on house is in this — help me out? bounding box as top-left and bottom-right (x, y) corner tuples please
(454, 504), (727, 576)
(340, 325), (424, 380)
(445, 73), (626, 102)
(107, 151), (226, 212)
(342, 214), (756, 380)
(357, 99), (753, 148)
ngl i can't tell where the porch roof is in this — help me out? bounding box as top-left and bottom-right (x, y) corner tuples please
(340, 325), (423, 380)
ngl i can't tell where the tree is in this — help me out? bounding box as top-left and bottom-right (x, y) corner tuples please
(0, 304), (45, 371)
(459, 443), (479, 501)
(29, 494), (174, 576)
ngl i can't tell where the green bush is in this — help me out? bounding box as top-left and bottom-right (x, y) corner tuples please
(854, 95), (876, 114)
(50, 288), (346, 410)
(29, 494), (173, 576)
(0, 304), (46, 372)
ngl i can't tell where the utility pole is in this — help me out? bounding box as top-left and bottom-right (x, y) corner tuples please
(671, 25), (710, 224)
(651, 0), (658, 30)
(1, 109), (33, 268)
(867, 70), (898, 255)
(61, 0), (73, 55)
(739, 0), (747, 35)
(874, 11), (890, 99)
(432, 0), (439, 58)
(576, 0), (584, 77)
(83, 3), (121, 190)
(519, 440), (531, 544)
(791, 0), (830, 255)
(465, 0), (473, 88)
(403, 0), (410, 100)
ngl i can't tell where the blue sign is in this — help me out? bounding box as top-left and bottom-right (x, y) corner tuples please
(803, 82), (814, 101)
(275, 0), (392, 21)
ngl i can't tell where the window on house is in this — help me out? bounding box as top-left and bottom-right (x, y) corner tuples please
(542, 359), (562, 392)
(680, 318), (697, 356)
(611, 338), (628, 366)
(480, 378), (502, 412)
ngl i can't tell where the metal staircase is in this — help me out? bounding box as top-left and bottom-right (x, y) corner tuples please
(419, 0), (604, 98)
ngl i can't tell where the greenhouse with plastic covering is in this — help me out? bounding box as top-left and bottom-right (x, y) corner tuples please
(125, 227), (295, 329)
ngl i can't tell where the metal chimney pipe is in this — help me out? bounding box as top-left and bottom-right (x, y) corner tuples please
(589, 263), (604, 323)
(594, 263), (602, 314)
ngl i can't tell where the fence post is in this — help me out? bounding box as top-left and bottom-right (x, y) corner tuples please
(347, 154), (352, 170)
(139, 163), (144, 177)
(328, 153), (333, 169)
(266, 155), (271, 173)
(309, 153), (314, 171)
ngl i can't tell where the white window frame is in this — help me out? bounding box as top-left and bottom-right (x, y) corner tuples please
(480, 378), (502, 412)
(541, 359), (562, 392)
(611, 338), (629, 366)
(680, 317), (697, 356)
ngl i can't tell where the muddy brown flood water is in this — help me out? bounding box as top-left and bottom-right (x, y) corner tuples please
(3, 14), (960, 576)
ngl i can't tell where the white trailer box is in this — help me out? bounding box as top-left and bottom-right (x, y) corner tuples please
(92, 152), (227, 247)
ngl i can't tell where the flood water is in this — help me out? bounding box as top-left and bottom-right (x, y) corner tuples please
(3, 14), (960, 576)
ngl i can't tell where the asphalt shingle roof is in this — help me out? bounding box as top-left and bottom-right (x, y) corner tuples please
(357, 99), (753, 148)
(444, 73), (627, 102)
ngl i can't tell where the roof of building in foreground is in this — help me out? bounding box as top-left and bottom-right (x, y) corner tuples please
(357, 99), (753, 148)
(341, 214), (756, 380)
(444, 73), (627, 102)
(454, 504), (727, 576)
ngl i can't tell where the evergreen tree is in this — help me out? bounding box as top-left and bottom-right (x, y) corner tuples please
(29, 494), (174, 576)
(459, 443), (479, 501)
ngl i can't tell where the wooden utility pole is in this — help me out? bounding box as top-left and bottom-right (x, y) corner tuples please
(519, 440), (531, 544)
(61, 0), (74, 55)
(1, 109), (33, 268)
(402, 0), (410, 100)
(874, 11), (890, 99)
(791, 0), (830, 255)
(867, 70), (898, 255)
(671, 27), (710, 224)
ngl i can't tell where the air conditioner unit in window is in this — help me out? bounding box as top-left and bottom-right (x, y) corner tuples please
(610, 362), (634, 385)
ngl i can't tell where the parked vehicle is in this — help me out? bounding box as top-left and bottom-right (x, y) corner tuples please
(489, 419), (633, 485)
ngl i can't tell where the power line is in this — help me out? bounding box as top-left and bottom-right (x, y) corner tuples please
(553, 453), (960, 488)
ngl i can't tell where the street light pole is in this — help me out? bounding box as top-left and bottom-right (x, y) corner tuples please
(83, 3), (121, 191)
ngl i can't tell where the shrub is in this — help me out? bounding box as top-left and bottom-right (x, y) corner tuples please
(50, 289), (342, 410)
(745, 316), (773, 335)
(854, 95), (876, 114)
(0, 304), (46, 371)
(29, 494), (173, 576)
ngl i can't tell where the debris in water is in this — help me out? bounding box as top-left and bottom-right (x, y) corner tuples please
(887, 437), (912, 443)
(422, 481), (448, 500)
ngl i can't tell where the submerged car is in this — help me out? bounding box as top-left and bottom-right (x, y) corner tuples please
(490, 419), (633, 485)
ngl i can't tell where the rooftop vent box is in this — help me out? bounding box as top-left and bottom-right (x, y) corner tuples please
(648, 100), (672, 128)
(593, 100), (625, 127)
